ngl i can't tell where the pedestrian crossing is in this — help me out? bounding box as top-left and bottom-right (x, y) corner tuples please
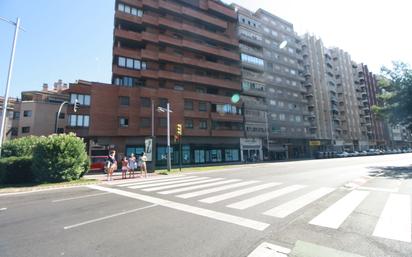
(113, 175), (412, 243)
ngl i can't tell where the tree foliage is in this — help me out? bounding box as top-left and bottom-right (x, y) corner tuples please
(1, 136), (46, 157)
(375, 61), (412, 129)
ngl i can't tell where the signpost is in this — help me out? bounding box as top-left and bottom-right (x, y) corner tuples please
(145, 138), (153, 162)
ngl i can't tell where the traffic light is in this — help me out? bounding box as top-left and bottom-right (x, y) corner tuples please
(176, 123), (182, 136)
(73, 99), (80, 113)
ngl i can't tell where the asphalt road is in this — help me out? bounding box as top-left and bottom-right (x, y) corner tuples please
(1, 153), (411, 257)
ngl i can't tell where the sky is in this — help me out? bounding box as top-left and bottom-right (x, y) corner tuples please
(0, 0), (411, 98)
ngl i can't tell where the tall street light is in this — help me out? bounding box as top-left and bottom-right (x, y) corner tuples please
(157, 103), (172, 171)
(0, 17), (24, 157)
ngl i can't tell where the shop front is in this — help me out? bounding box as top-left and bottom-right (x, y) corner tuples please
(240, 138), (263, 162)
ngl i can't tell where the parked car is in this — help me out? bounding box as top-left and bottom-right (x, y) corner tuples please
(90, 156), (108, 172)
(359, 151), (368, 156)
(337, 151), (349, 158)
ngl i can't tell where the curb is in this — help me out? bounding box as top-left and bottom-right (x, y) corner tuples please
(0, 181), (101, 196)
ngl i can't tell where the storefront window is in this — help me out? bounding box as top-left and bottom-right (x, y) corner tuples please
(225, 149), (239, 161)
(182, 145), (191, 164)
(194, 150), (205, 163)
(126, 146), (144, 157)
(206, 149), (222, 163)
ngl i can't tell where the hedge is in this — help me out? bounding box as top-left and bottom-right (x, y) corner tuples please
(1, 136), (46, 157)
(0, 156), (34, 184)
(32, 133), (89, 182)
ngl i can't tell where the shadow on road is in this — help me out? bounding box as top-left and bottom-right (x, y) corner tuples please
(368, 165), (412, 179)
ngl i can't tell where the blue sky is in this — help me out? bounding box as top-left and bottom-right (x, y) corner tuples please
(1, 0), (411, 98)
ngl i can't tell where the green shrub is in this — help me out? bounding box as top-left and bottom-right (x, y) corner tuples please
(0, 156), (34, 184)
(32, 133), (89, 182)
(1, 136), (46, 157)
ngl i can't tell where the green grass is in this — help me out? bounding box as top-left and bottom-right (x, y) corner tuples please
(0, 178), (99, 193)
(155, 164), (247, 175)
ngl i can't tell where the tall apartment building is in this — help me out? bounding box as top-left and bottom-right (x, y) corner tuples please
(67, 0), (243, 166)
(235, 6), (310, 161)
(10, 80), (69, 138)
(359, 64), (389, 147)
(302, 34), (371, 151)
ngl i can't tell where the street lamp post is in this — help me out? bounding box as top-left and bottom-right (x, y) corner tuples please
(0, 17), (23, 157)
(54, 101), (68, 133)
(157, 103), (172, 171)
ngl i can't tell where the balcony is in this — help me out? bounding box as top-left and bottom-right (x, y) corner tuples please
(158, 0), (227, 29)
(157, 17), (237, 46)
(113, 47), (141, 60)
(184, 74), (240, 90)
(207, 0), (237, 20)
(244, 114), (265, 123)
(211, 112), (243, 122)
(182, 39), (239, 61)
(242, 88), (266, 97)
(211, 130), (244, 137)
(114, 29), (158, 43)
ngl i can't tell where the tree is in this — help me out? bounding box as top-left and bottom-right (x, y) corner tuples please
(374, 61), (412, 130)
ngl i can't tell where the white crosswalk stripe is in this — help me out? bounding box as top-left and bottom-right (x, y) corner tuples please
(177, 181), (260, 199)
(158, 179), (241, 195)
(263, 187), (335, 218)
(373, 193), (411, 242)
(142, 178), (224, 192)
(117, 176), (197, 187)
(309, 190), (369, 229)
(227, 185), (307, 210)
(128, 177), (209, 189)
(199, 182), (282, 204)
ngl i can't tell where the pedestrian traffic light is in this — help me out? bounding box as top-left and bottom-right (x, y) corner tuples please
(73, 99), (80, 113)
(177, 123), (182, 136)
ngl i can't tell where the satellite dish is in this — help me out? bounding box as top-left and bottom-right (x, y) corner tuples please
(279, 40), (288, 49)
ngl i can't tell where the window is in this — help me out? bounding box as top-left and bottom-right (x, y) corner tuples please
(140, 118), (150, 128)
(57, 128), (64, 134)
(270, 100), (276, 106)
(23, 110), (32, 117)
(11, 127), (18, 136)
(184, 99), (193, 110)
(22, 127), (30, 133)
(159, 98), (168, 108)
(114, 76), (144, 87)
(241, 53), (264, 66)
(199, 120), (208, 129)
(225, 149), (239, 161)
(174, 84), (184, 91)
(71, 115), (84, 128)
(13, 112), (20, 120)
(140, 97), (151, 108)
(70, 93), (91, 106)
(279, 113), (286, 121)
(119, 117), (129, 128)
(296, 115), (302, 122)
(159, 118), (167, 128)
(199, 101), (207, 112)
(118, 3), (143, 17)
(117, 56), (146, 70)
(119, 96), (130, 106)
(196, 87), (206, 93)
(185, 119), (193, 129)
(59, 113), (65, 119)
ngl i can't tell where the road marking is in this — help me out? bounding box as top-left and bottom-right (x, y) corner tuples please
(247, 242), (291, 257)
(264, 187), (335, 218)
(142, 178), (224, 192)
(158, 179), (241, 195)
(128, 177), (209, 189)
(199, 182), (282, 204)
(177, 181), (259, 199)
(52, 192), (110, 203)
(373, 193), (411, 242)
(0, 207), (7, 211)
(87, 185), (269, 231)
(309, 190), (369, 229)
(227, 185), (306, 210)
(117, 176), (196, 187)
(64, 204), (157, 230)
(290, 240), (366, 257)
(357, 186), (398, 193)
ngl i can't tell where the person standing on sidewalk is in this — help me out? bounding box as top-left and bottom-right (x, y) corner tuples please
(106, 150), (117, 181)
(140, 152), (148, 178)
(128, 153), (137, 178)
(121, 156), (128, 179)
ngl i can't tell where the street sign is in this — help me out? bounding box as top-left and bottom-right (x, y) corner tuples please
(309, 140), (321, 146)
(145, 138), (153, 161)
